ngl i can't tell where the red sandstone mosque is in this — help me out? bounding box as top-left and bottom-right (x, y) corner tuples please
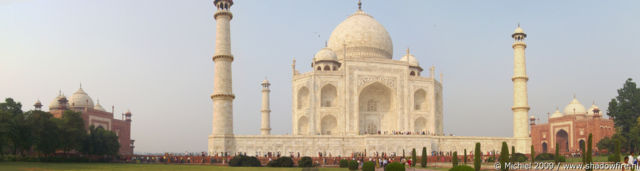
(530, 96), (615, 155)
(33, 86), (134, 155)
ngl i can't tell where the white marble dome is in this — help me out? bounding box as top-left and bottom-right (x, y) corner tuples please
(587, 104), (599, 115)
(69, 87), (94, 109)
(48, 94), (66, 109)
(563, 97), (586, 115)
(550, 109), (564, 118)
(400, 53), (419, 66)
(314, 48), (338, 61)
(94, 99), (106, 112)
(327, 10), (393, 60)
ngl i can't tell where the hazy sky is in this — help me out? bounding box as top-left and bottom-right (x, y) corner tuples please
(1, 0), (638, 154)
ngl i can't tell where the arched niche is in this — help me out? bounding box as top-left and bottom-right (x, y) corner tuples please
(321, 84), (337, 107)
(320, 115), (337, 135)
(358, 82), (395, 134)
(297, 87), (310, 109)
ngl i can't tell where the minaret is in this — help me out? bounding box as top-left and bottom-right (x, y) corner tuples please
(511, 25), (530, 138)
(260, 78), (272, 135)
(211, 0), (235, 136)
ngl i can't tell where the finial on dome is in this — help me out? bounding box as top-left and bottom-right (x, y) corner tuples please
(517, 22), (520, 28)
(406, 48), (410, 55)
(358, 0), (362, 10)
(80, 82), (82, 89)
(573, 93), (576, 99)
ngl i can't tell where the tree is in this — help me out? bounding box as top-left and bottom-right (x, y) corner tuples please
(421, 147), (427, 168)
(581, 141), (586, 165)
(499, 142), (509, 171)
(58, 110), (86, 155)
(586, 134), (593, 171)
(464, 149), (467, 164)
(554, 143), (560, 164)
(607, 78), (640, 153)
(81, 125), (120, 156)
(0, 98), (31, 156)
(26, 110), (60, 156)
(531, 145), (535, 163)
(474, 143), (481, 171)
(615, 139), (621, 162)
(452, 151), (458, 167)
(511, 146), (515, 161)
(411, 148), (417, 167)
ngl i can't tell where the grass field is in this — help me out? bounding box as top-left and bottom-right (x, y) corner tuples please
(0, 162), (350, 171)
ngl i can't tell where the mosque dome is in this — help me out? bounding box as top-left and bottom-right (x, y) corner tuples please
(94, 99), (106, 112)
(563, 97), (586, 115)
(313, 48), (338, 62)
(400, 49), (419, 66)
(550, 109), (564, 118)
(69, 87), (94, 109)
(587, 103), (600, 115)
(48, 93), (67, 109)
(327, 10), (393, 60)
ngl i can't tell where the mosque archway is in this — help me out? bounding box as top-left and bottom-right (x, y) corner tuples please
(542, 142), (548, 153)
(320, 115), (337, 135)
(321, 84), (337, 107)
(297, 116), (309, 135)
(556, 130), (569, 153)
(358, 82), (395, 134)
(297, 87), (310, 109)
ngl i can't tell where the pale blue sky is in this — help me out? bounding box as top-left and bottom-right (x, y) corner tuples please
(1, 0), (638, 154)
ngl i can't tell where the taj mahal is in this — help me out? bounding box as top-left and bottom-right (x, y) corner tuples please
(208, 0), (531, 157)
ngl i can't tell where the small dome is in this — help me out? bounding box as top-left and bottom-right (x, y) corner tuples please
(69, 87), (94, 109)
(48, 93), (67, 110)
(400, 49), (419, 66)
(34, 99), (42, 106)
(550, 109), (564, 118)
(94, 99), (106, 112)
(313, 48), (338, 62)
(514, 26), (524, 34)
(327, 10), (393, 59)
(563, 97), (587, 115)
(587, 103), (600, 115)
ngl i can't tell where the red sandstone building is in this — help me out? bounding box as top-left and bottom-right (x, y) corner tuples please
(530, 97), (614, 155)
(34, 86), (134, 155)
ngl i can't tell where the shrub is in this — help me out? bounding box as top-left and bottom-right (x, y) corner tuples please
(298, 156), (313, 167)
(450, 165), (475, 171)
(464, 149), (467, 164)
(554, 143), (560, 164)
(608, 154), (619, 162)
(535, 153), (555, 161)
(229, 155), (261, 167)
(452, 151), (458, 167)
(348, 160), (358, 170)
(411, 148), (417, 167)
(531, 145), (535, 163)
(486, 156), (496, 162)
(362, 161), (375, 171)
(267, 157), (293, 167)
(385, 162), (405, 171)
(586, 134), (593, 171)
(499, 142), (509, 171)
(510, 153), (528, 162)
(421, 147), (427, 167)
(474, 143), (481, 171)
(339, 159), (349, 168)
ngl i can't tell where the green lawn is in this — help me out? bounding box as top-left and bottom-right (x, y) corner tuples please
(0, 162), (349, 171)
(565, 155), (611, 163)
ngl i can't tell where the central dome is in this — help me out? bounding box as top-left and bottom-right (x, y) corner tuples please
(327, 10), (393, 60)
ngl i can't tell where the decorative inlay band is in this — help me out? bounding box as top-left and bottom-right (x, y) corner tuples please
(211, 93), (235, 100)
(213, 55), (234, 61)
(214, 11), (233, 20)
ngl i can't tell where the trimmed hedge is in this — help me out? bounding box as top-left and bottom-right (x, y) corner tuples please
(298, 156), (313, 167)
(450, 165), (475, 171)
(362, 161), (375, 171)
(385, 162), (405, 171)
(510, 153), (528, 162)
(229, 155), (261, 167)
(339, 159), (349, 168)
(348, 160), (358, 170)
(266, 157), (293, 167)
(535, 153), (555, 161)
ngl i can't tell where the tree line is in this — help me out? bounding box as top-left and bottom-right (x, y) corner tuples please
(0, 98), (120, 158)
(598, 78), (640, 154)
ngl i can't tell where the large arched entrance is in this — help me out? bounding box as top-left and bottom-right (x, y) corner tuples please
(414, 117), (426, 133)
(556, 130), (569, 153)
(297, 116), (309, 135)
(358, 82), (395, 134)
